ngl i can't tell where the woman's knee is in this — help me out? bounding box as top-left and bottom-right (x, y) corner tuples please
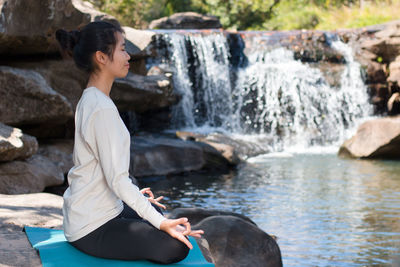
(153, 238), (190, 264)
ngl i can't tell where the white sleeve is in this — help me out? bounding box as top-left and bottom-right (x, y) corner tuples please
(90, 108), (167, 229)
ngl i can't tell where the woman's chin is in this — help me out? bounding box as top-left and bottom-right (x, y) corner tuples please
(117, 70), (130, 79)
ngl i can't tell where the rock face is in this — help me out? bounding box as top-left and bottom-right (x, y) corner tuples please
(350, 20), (400, 115)
(193, 215), (283, 267)
(338, 116), (400, 159)
(0, 154), (64, 194)
(149, 12), (222, 29)
(0, 123), (38, 162)
(0, 0), (117, 56)
(0, 66), (73, 126)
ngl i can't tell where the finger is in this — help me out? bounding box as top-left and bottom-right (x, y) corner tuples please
(175, 233), (193, 250)
(155, 196), (164, 202)
(155, 202), (166, 210)
(140, 187), (150, 194)
(182, 221), (191, 236)
(172, 217), (188, 227)
(189, 230), (204, 237)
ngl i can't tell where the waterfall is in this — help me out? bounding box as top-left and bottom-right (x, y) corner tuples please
(150, 31), (373, 152)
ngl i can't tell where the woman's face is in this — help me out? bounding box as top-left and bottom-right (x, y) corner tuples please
(105, 31), (131, 78)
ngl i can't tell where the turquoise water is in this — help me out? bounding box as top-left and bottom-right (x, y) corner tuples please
(142, 153), (400, 266)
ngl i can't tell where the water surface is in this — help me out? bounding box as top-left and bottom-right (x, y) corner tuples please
(142, 153), (400, 266)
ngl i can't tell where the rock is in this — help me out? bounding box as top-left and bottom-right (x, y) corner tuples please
(167, 207), (257, 226)
(0, 192), (62, 266)
(130, 134), (238, 177)
(0, 154), (64, 194)
(111, 72), (179, 113)
(176, 131), (268, 161)
(130, 135), (205, 177)
(365, 61), (387, 84)
(388, 92), (400, 115)
(7, 59), (88, 110)
(338, 116), (400, 159)
(147, 65), (173, 77)
(0, 66), (73, 126)
(0, 0), (117, 56)
(149, 12), (222, 30)
(192, 216), (282, 267)
(0, 192), (62, 232)
(37, 139), (74, 174)
(0, 123), (38, 162)
(123, 26), (155, 59)
(388, 56), (400, 84)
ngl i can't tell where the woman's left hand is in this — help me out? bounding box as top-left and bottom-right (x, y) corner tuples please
(140, 187), (166, 210)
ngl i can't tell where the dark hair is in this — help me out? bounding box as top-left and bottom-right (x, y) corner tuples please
(55, 21), (125, 74)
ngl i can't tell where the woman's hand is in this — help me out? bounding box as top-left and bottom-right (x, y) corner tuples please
(140, 187), (166, 210)
(160, 218), (204, 250)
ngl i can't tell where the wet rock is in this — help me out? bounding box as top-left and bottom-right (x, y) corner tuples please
(149, 12), (222, 30)
(338, 116), (400, 159)
(0, 154), (64, 194)
(192, 216), (283, 267)
(0, 66), (73, 126)
(0, 0), (116, 56)
(0, 123), (38, 162)
(167, 207), (257, 226)
(176, 131), (268, 161)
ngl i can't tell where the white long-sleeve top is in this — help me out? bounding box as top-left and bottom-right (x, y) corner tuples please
(63, 86), (166, 242)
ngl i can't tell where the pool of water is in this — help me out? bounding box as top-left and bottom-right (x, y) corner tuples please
(141, 153), (400, 266)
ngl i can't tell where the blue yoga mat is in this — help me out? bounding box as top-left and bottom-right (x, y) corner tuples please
(24, 226), (214, 267)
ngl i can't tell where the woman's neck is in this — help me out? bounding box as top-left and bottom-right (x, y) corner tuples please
(86, 71), (114, 97)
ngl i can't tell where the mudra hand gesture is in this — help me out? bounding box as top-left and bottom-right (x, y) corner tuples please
(140, 187), (204, 249)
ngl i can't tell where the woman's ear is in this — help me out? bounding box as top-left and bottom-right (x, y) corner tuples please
(94, 51), (108, 66)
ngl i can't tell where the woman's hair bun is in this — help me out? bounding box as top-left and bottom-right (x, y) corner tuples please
(55, 29), (81, 55)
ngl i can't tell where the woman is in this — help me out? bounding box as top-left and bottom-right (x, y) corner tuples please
(55, 21), (203, 264)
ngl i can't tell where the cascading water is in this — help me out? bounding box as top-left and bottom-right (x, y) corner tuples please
(149, 31), (373, 152)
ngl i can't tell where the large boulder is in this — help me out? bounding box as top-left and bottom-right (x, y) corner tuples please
(167, 207), (257, 226)
(0, 0), (116, 56)
(192, 216), (282, 267)
(7, 59), (88, 110)
(0, 123), (38, 162)
(149, 12), (222, 30)
(111, 72), (179, 113)
(0, 66), (73, 126)
(338, 116), (400, 159)
(130, 135), (237, 177)
(0, 154), (64, 194)
(130, 135), (205, 177)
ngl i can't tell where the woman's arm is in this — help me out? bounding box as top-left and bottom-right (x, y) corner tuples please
(89, 108), (166, 229)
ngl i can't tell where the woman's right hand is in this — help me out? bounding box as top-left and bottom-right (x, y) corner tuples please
(160, 218), (204, 249)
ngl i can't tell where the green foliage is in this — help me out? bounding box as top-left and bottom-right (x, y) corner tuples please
(88, 0), (400, 30)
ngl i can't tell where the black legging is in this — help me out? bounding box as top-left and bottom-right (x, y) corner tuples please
(70, 202), (190, 264)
